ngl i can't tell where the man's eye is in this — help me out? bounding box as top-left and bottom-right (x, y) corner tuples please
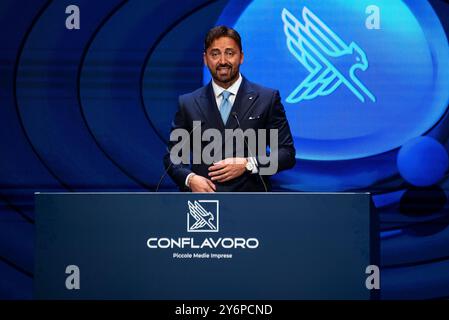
(226, 52), (235, 57)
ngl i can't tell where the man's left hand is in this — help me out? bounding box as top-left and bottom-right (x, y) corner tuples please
(208, 158), (247, 183)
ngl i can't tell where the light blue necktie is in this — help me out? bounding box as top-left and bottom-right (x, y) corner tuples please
(219, 90), (232, 124)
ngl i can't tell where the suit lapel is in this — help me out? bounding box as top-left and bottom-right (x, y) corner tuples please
(226, 77), (259, 129)
(194, 82), (225, 131)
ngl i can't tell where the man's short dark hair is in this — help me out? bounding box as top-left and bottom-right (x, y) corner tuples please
(204, 25), (242, 52)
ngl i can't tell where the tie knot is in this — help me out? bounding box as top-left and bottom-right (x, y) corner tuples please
(222, 91), (231, 100)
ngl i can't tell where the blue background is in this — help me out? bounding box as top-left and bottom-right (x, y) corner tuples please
(1, 0), (449, 299)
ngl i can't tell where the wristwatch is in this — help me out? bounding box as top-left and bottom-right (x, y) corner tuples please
(245, 159), (254, 172)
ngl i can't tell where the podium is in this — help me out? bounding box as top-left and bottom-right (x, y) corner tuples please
(34, 192), (378, 299)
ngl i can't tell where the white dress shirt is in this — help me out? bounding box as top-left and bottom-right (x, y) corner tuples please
(211, 73), (242, 110)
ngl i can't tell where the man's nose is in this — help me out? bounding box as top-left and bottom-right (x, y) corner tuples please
(218, 54), (227, 64)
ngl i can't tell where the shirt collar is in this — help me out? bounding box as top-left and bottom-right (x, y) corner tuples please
(211, 73), (242, 98)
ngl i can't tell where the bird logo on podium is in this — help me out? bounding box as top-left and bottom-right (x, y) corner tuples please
(187, 200), (219, 232)
(282, 7), (376, 103)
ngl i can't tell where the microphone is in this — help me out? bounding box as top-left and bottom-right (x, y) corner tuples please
(155, 121), (203, 192)
(232, 112), (268, 192)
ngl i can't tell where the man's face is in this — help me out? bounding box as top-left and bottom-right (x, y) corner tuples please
(204, 36), (244, 88)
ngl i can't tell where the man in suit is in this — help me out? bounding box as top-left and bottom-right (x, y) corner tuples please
(163, 26), (296, 192)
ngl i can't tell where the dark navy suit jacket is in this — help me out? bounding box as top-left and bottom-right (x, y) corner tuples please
(163, 77), (296, 192)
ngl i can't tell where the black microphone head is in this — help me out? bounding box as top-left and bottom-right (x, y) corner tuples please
(232, 112), (238, 118)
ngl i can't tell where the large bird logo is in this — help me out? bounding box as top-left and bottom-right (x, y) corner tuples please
(187, 200), (217, 231)
(282, 7), (376, 103)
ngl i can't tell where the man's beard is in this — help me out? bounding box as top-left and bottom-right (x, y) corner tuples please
(211, 64), (239, 84)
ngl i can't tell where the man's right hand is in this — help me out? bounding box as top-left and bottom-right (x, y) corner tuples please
(189, 174), (216, 193)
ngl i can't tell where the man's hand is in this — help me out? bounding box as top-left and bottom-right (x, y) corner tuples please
(189, 174), (216, 192)
(208, 158), (247, 183)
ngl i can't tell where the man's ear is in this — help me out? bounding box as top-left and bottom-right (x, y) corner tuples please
(203, 52), (207, 65)
(240, 51), (244, 64)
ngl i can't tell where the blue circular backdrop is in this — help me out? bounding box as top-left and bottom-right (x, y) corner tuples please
(207, 0), (449, 161)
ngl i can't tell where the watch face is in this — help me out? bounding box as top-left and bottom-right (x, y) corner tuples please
(246, 162), (254, 171)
